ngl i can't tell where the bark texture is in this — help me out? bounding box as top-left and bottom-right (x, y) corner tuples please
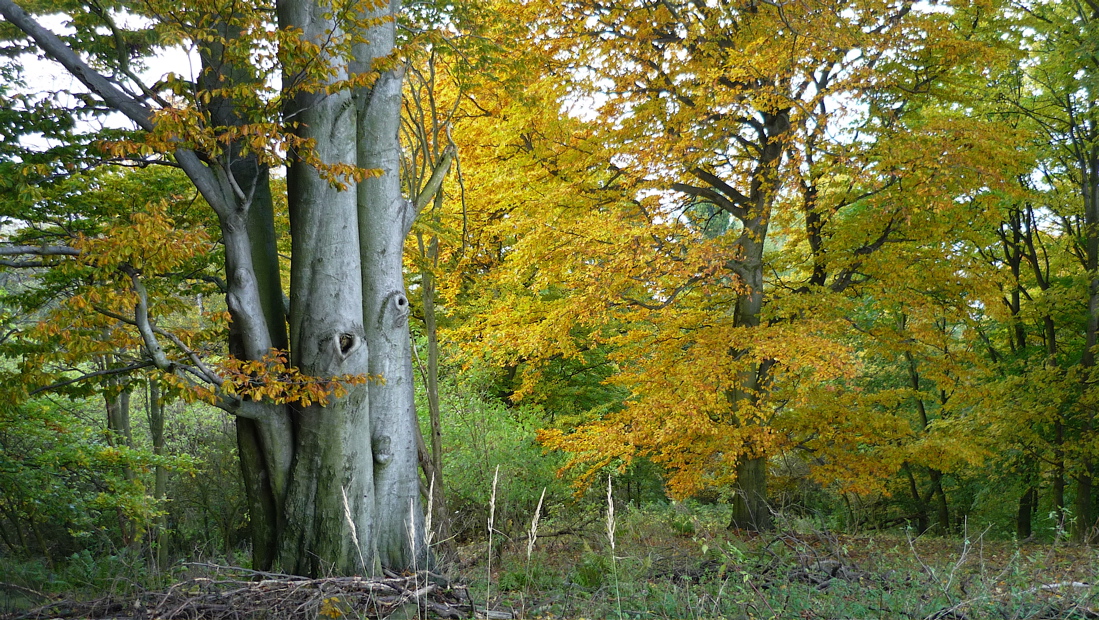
(279, 0), (376, 575)
(353, 5), (428, 567)
(0, 0), (430, 577)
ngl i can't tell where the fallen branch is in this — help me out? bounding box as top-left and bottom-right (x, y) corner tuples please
(3, 569), (489, 620)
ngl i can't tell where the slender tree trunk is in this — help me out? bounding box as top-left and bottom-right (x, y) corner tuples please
(105, 387), (133, 450)
(105, 379), (135, 544)
(904, 466), (930, 533)
(147, 379), (169, 570)
(418, 224), (453, 554)
(1055, 435), (1066, 520)
(0, 520), (16, 554)
(1017, 485), (1037, 540)
(29, 514), (52, 568)
(3, 508), (27, 555)
(930, 470), (949, 534)
(1075, 470), (1094, 543)
(1075, 152), (1099, 544)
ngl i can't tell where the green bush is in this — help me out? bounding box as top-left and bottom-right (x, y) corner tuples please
(161, 405), (248, 562)
(419, 379), (573, 543)
(0, 399), (163, 561)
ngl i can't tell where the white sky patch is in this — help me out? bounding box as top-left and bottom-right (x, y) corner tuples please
(9, 11), (201, 152)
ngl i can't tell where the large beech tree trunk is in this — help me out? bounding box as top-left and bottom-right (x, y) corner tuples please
(0, 0), (428, 577)
(353, 3), (428, 567)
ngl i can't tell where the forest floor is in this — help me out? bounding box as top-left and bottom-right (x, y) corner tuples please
(2, 508), (1098, 619)
(454, 507), (1099, 620)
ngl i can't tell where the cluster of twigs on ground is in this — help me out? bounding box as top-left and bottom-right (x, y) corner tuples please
(2, 566), (496, 620)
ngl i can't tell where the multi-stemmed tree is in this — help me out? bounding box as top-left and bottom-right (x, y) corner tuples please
(0, 0), (430, 574)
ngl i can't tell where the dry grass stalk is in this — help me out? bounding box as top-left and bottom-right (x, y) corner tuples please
(527, 487), (546, 561)
(341, 482), (367, 573)
(606, 477), (616, 551)
(426, 475), (436, 549)
(486, 465), (500, 610)
(607, 476), (622, 620)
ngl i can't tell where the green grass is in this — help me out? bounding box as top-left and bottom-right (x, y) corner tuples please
(458, 504), (1099, 620)
(2, 503), (1097, 619)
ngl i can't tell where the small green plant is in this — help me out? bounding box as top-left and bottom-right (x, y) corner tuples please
(574, 551), (609, 589)
(499, 559), (560, 591)
(671, 516), (697, 537)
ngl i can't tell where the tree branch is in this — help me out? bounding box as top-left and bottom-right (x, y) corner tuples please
(0, 245), (80, 256)
(28, 361), (154, 396)
(689, 168), (752, 210)
(0, 0), (154, 131)
(0, 0), (235, 218)
(93, 304), (222, 387)
(413, 146), (455, 214)
(672, 182), (747, 220)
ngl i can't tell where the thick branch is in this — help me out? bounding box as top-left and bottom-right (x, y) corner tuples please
(0, 0), (153, 131)
(118, 265), (171, 370)
(0, 0), (235, 218)
(672, 182), (747, 220)
(0, 245), (80, 256)
(93, 304), (222, 386)
(413, 146), (455, 213)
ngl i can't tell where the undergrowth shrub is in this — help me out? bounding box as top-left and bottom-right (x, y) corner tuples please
(418, 379), (573, 543)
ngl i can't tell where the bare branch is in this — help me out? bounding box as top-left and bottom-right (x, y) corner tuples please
(689, 168), (752, 209)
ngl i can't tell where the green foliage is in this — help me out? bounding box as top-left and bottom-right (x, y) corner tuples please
(572, 551), (609, 590)
(418, 374), (573, 542)
(0, 398), (165, 558)
(160, 404), (249, 562)
(497, 558), (561, 592)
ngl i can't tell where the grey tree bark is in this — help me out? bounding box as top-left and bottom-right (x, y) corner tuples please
(675, 110), (789, 533)
(0, 0), (428, 576)
(147, 379), (169, 571)
(352, 1), (428, 567)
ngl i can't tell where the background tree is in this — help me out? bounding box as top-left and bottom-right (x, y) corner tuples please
(451, 0), (1022, 532)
